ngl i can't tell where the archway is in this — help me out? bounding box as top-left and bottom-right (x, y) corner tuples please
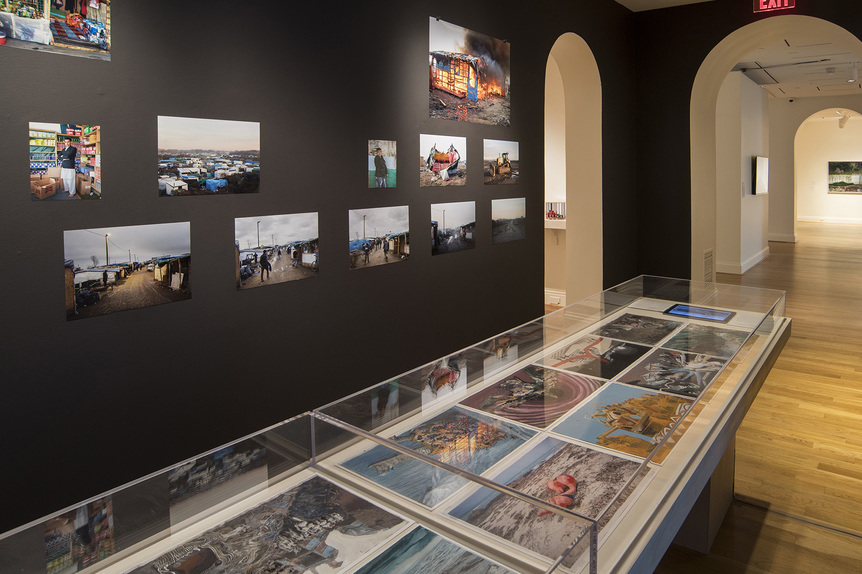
(691, 16), (862, 281)
(544, 33), (602, 305)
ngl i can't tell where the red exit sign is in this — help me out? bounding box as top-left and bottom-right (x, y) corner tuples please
(754, 0), (795, 12)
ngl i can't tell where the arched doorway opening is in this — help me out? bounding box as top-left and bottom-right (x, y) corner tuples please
(691, 15), (862, 281)
(544, 33), (602, 306)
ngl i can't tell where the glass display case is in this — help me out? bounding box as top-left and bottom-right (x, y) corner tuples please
(0, 276), (790, 574)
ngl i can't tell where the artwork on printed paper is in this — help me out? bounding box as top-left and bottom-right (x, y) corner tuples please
(354, 525), (516, 574)
(29, 122), (102, 201)
(369, 140), (397, 188)
(421, 356), (467, 409)
(537, 335), (650, 380)
(828, 162), (862, 194)
(460, 365), (604, 429)
(420, 134), (467, 186)
(349, 206), (410, 269)
(592, 313), (683, 346)
(0, 3), (110, 60)
(339, 407), (536, 507)
(484, 140), (519, 184)
(448, 436), (643, 567)
(491, 198), (526, 244)
(551, 383), (694, 459)
(236, 213), (319, 289)
(662, 323), (749, 359)
(64, 222), (191, 321)
(429, 18), (510, 126)
(616, 348), (728, 398)
(168, 438), (267, 526)
(45, 498), (114, 574)
(129, 476), (407, 574)
(158, 116), (260, 196)
(431, 201), (476, 255)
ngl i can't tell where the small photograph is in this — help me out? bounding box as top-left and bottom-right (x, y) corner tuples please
(460, 365), (604, 429)
(0, 1), (110, 60)
(64, 222), (191, 321)
(29, 122), (101, 201)
(448, 436), (642, 568)
(168, 438), (266, 526)
(339, 406), (536, 508)
(354, 525), (516, 574)
(429, 17), (510, 126)
(616, 348), (728, 398)
(828, 161), (862, 194)
(538, 335), (650, 380)
(158, 116), (260, 196)
(420, 356), (467, 409)
(431, 201), (475, 256)
(592, 313), (683, 346)
(129, 476), (408, 574)
(491, 198), (526, 244)
(483, 140), (519, 184)
(45, 497), (114, 574)
(662, 323), (749, 359)
(551, 383), (694, 460)
(420, 134), (467, 186)
(349, 206), (410, 269)
(369, 139), (397, 188)
(236, 213), (319, 289)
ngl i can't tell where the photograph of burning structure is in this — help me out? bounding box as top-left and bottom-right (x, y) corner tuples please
(158, 116), (260, 196)
(420, 134), (467, 187)
(235, 213), (319, 290)
(491, 198), (526, 244)
(429, 18), (510, 126)
(63, 222), (191, 320)
(432, 201), (476, 256)
(484, 139), (519, 184)
(369, 139), (397, 188)
(349, 206), (410, 269)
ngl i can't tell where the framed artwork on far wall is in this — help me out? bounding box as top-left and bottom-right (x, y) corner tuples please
(827, 161), (862, 194)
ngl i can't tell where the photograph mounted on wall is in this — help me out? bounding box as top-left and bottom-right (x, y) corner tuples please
(64, 222), (191, 320)
(491, 198), (526, 244)
(236, 213), (319, 289)
(429, 17), (510, 126)
(484, 140), (519, 184)
(44, 497), (114, 574)
(29, 122), (102, 201)
(349, 206), (410, 269)
(158, 116), (260, 196)
(827, 161), (862, 194)
(0, 0), (110, 60)
(369, 139), (397, 188)
(420, 133), (467, 186)
(431, 201), (476, 255)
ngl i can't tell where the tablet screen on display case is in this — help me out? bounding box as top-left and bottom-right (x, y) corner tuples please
(664, 303), (735, 323)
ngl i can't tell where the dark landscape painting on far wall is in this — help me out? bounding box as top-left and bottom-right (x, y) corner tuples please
(491, 198), (526, 244)
(158, 116), (260, 196)
(63, 222), (191, 321)
(429, 17), (510, 126)
(431, 201), (476, 255)
(827, 161), (862, 194)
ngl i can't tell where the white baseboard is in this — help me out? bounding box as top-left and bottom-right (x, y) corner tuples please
(741, 246), (769, 274)
(797, 216), (862, 225)
(768, 232), (797, 243)
(545, 288), (566, 307)
(716, 246), (769, 275)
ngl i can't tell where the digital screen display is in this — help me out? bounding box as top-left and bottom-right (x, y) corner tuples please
(664, 304), (735, 323)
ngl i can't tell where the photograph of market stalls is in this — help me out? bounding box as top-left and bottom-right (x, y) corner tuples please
(0, 0), (110, 60)
(63, 222), (191, 321)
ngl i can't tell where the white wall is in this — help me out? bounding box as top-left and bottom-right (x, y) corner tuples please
(715, 71), (769, 274)
(796, 115), (862, 224)
(545, 54), (566, 298)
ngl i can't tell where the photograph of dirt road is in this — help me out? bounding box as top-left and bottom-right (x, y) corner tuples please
(349, 206), (410, 270)
(64, 222), (191, 320)
(235, 213), (319, 290)
(491, 198), (526, 244)
(431, 202), (475, 255)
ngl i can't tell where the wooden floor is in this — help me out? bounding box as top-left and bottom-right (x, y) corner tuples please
(656, 221), (862, 573)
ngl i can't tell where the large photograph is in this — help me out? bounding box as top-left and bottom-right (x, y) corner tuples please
(348, 206), (410, 269)
(0, 1), (110, 60)
(429, 18), (510, 126)
(236, 213), (319, 289)
(64, 222), (191, 320)
(29, 122), (101, 201)
(491, 198), (526, 244)
(158, 116), (260, 196)
(827, 161), (862, 194)
(420, 134), (467, 186)
(130, 476), (407, 574)
(483, 140), (519, 184)
(431, 201), (476, 256)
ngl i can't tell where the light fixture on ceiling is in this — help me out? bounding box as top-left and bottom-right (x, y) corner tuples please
(846, 64), (858, 83)
(839, 112), (850, 129)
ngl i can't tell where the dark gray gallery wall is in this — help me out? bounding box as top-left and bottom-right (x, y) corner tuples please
(634, 0), (862, 278)
(0, 0), (638, 533)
